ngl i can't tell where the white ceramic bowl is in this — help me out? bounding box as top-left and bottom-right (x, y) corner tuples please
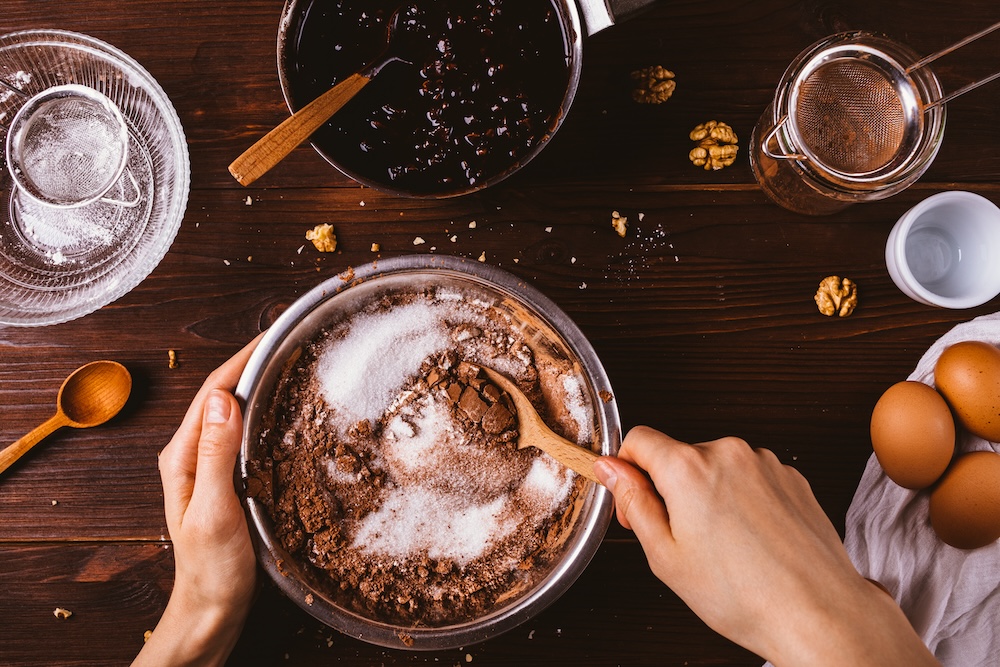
(886, 191), (1000, 308)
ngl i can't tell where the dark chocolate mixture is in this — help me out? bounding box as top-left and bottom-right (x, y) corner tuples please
(285, 0), (571, 194)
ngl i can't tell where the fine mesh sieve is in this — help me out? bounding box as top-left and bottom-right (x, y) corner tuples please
(794, 58), (910, 174)
(762, 22), (1000, 186)
(6, 84), (134, 207)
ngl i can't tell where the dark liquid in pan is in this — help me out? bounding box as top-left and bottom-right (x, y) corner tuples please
(285, 0), (571, 196)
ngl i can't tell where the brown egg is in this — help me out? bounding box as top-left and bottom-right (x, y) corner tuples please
(870, 381), (955, 489)
(929, 451), (1000, 549)
(934, 341), (1000, 442)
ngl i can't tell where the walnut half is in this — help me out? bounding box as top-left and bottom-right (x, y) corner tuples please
(631, 65), (676, 104)
(611, 210), (628, 238)
(815, 276), (858, 317)
(688, 120), (739, 171)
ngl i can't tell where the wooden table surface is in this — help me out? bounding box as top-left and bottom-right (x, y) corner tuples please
(2, 1), (999, 665)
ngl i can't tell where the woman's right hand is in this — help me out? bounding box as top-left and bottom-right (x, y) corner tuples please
(593, 426), (939, 667)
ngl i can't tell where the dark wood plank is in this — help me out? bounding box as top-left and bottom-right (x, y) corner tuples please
(0, 543), (172, 667)
(0, 541), (758, 667)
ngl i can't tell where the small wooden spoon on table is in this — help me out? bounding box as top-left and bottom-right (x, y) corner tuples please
(0, 361), (132, 476)
(481, 367), (602, 484)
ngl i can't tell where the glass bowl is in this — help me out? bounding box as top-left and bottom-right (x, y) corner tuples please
(235, 255), (620, 649)
(0, 30), (189, 326)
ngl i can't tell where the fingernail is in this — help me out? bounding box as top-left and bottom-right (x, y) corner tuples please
(593, 459), (617, 492)
(205, 390), (231, 424)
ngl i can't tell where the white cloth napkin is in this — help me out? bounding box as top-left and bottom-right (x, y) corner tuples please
(843, 312), (1000, 666)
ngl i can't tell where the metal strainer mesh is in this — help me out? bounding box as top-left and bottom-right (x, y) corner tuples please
(794, 59), (907, 174)
(10, 90), (128, 206)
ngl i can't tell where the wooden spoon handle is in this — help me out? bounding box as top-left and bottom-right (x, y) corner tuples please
(537, 431), (602, 484)
(0, 414), (69, 476)
(228, 72), (372, 186)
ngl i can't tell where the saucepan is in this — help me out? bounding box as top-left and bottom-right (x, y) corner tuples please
(276, 0), (657, 198)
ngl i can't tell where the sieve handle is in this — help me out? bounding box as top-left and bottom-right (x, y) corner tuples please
(906, 21), (1000, 73)
(761, 115), (808, 162)
(99, 167), (142, 208)
(924, 70), (1000, 112)
(908, 20), (1000, 111)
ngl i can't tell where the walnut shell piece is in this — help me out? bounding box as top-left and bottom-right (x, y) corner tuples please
(815, 276), (859, 317)
(631, 65), (676, 104)
(305, 223), (338, 252)
(611, 210), (628, 238)
(688, 120), (739, 170)
(690, 120), (737, 145)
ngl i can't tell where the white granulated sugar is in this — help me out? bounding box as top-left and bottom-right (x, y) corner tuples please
(386, 413), (416, 439)
(561, 375), (591, 443)
(434, 288), (464, 302)
(521, 457), (576, 513)
(325, 457), (360, 485)
(316, 301), (449, 425)
(475, 353), (522, 381)
(352, 487), (517, 565)
(382, 390), (520, 499)
(383, 397), (452, 474)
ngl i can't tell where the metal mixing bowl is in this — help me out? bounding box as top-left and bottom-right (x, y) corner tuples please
(235, 254), (620, 650)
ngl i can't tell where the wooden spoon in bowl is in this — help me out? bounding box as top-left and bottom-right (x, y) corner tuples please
(0, 361), (132, 476)
(480, 366), (602, 484)
(229, 7), (411, 187)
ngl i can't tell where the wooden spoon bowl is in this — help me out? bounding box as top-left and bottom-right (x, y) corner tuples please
(481, 366), (602, 484)
(0, 361), (132, 476)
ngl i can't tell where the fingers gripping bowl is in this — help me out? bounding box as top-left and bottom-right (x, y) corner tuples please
(236, 255), (620, 649)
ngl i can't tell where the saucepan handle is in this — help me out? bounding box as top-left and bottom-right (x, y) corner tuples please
(577, 0), (661, 36)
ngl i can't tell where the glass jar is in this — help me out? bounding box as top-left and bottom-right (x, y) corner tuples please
(750, 31), (947, 216)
